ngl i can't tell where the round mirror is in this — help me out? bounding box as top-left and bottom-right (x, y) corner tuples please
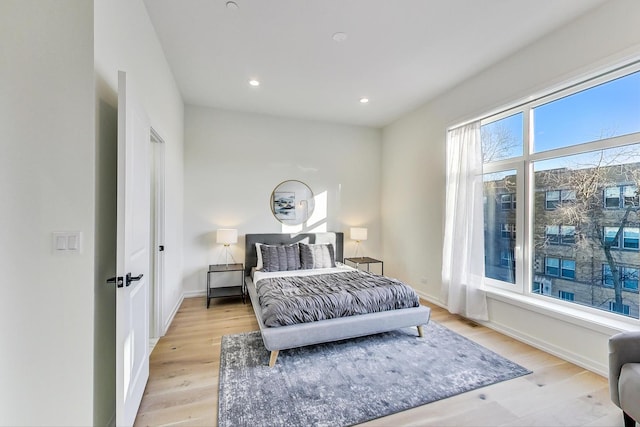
(270, 180), (315, 225)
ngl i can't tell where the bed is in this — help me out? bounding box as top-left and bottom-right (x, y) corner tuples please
(245, 232), (432, 367)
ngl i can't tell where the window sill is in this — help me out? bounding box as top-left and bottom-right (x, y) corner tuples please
(484, 287), (639, 335)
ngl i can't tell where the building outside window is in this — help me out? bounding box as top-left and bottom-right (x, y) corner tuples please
(559, 290), (575, 301)
(481, 64), (640, 319)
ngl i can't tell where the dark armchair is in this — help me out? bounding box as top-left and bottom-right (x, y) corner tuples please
(609, 331), (640, 427)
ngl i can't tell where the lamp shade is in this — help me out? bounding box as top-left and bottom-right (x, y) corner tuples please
(350, 227), (368, 241)
(216, 229), (238, 245)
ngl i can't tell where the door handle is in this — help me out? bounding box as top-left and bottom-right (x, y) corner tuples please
(107, 276), (124, 288)
(126, 273), (144, 287)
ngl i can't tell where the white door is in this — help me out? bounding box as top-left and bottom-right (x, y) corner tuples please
(116, 70), (151, 426)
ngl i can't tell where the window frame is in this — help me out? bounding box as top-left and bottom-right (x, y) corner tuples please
(475, 60), (640, 323)
(482, 162), (525, 293)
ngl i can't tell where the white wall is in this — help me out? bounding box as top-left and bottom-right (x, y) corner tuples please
(0, 1), (96, 425)
(382, 0), (640, 375)
(183, 106), (382, 295)
(94, 0), (184, 424)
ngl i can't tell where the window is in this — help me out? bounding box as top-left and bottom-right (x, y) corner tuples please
(544, 257), (575, 280)
(546, 225), (559, 244)
(546, 225), (575, 245)
(605, 185), (639, 208)
(480, 63), (640, 319)
(545, 189), (575, 210)
(483, 170), (518, 285)
(545, 191), (560, 210)
(501, 194), (515, 210)
(532, 71), (640, 152)
(501, 223), (516, 239)
(559, 291), (575, 301)
(604, 187), (620, 208)
(602, 265), (639, 290)
(623, 185), (639, 207)
(561, 259), (576, 280)
(561, 225), (576, 244)
(500, 250), (515, 268)
(622, 267), (639, 290)
(545, 257), (560, 276)
(623, 227), (639, 250)
(603, 264), (614, 287)
(604, 227), (620, 248)
(609, 302), (630, 315)
(481, 113), (523, 162)
(604, 226), (640, 250)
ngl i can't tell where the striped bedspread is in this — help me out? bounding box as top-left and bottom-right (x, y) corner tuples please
(255, 270), (420, 327)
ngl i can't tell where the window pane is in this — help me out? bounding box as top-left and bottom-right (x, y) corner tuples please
(604, 227), (619, 247)
(561, 225), (576, 244)
(623, 227), (639, 249)
(604, 187), (620, 208)
(533, 71), (640, 153)
(559, 291), (575, 301)
(546, 225), (559, 244)
(545, 257), (559, 276)
(561, 259), (576, 280)
(546, 190), (560, 210)
(481, 113), (523, 162)
(623, 185), (639, 207)
(623, 267), (639, 290)
(501, 194), (513, 210)
(484, 170), (517, 284)
(602, 264), (614, 287)
(561, 190), (576, 203)
(533, 144), (640, 318)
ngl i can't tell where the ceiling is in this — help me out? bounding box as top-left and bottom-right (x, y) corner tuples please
(144, 0), (606, 128)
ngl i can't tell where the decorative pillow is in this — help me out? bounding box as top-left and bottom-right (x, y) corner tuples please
(299, 243), (336, 269)
(255, 243), (264, 270)
(260, 244), (301, 272)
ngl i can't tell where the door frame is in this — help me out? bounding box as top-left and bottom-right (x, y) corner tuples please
(150, 127), (165, 342)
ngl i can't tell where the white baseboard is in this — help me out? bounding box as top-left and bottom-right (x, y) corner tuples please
(415, 291), (608, 377)
(163, 293), (184, 335)
(477, 317), (608, 377)
(183, 289), (206, 298)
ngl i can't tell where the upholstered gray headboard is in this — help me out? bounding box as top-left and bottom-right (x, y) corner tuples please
(244, 232), (344, 277)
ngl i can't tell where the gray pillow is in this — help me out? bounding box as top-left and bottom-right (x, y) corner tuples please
(300, 243), (336, 269)
(260, 244), (301, 272)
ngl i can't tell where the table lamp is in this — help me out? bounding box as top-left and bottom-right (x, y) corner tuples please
(216, 228), (238, 266)
(350, 227), (367, 258)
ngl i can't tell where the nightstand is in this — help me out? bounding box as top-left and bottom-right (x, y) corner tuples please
(206, 263), (245, 308)
(344, 257), (384, 275)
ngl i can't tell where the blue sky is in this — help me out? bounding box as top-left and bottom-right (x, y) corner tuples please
(482, 70), (640, 159)
(534, 71), (640, 152)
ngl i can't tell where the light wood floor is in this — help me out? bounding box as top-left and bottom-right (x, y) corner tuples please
(134, 297), (625, 427)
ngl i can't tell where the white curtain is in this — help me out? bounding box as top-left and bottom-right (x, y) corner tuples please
(441, 121), (489, 321)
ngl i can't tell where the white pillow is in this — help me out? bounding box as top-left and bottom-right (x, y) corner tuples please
(255, 243), (263, 270)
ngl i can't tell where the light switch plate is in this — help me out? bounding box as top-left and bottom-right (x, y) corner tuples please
(53, 231), (82, 254)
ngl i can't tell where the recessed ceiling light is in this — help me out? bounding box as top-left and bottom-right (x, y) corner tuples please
(359, 97), (369, 104)
(226, 1), (239, 10)
(332, 32), (347, 42)
(249, 79), (260, 87)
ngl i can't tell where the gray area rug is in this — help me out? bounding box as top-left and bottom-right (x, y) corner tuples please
(218, 321), (531, 427)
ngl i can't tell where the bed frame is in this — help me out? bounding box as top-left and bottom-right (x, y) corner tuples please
(245, 232), (432, 367)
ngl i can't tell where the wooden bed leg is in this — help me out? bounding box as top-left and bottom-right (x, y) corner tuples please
(269, 350), (279, 368)
(417, 325), (424, 337)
